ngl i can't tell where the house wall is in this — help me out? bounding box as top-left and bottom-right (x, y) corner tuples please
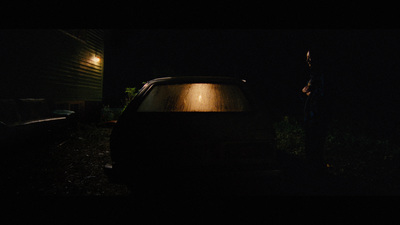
(0, 29), (104, 121)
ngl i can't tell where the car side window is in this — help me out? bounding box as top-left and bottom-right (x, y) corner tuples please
(137, 83), (251, 112)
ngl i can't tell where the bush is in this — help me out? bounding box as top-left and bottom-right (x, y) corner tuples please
(323, 120), (399, 180)
(122, 87), (139, 112)
(273, 116), (399, 179)
(101, 106), (123, 122)
(274, 116), (305, 158)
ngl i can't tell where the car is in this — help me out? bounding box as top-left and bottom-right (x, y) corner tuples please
(0, 99), (76, 146)
(106, 76), (281, 195)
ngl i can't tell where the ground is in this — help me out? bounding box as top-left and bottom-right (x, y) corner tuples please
(4, 119), (400, 196)
(4, 122), (130, 196)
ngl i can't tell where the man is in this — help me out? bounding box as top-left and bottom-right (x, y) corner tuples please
(302, 50), (328, 174)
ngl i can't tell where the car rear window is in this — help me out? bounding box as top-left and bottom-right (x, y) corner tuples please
(137, 83), (251, 112)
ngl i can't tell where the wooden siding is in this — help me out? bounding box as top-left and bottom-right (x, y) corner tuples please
(0, 29), (104, 102)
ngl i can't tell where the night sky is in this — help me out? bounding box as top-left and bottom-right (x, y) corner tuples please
(103, 29), (400, 136)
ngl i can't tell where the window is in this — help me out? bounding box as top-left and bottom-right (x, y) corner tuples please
(137, 83), (251, 112)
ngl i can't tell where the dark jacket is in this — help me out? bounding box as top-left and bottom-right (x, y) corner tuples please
(304, 72), (325, 123)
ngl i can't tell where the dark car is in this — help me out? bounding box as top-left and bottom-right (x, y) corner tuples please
(107, 76), (281, 195)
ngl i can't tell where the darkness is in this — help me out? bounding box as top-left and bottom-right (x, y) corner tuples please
(4, 28), (400, 200)
(3, 8), (400, 221)
(103, 29), (400, 138)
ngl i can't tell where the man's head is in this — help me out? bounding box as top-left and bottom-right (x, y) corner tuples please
(306, 48), (323, 74)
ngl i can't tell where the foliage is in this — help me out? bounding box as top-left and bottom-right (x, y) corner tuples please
(274, 115), (400, 192)
(122, 87), (139, 112)
(274, 116), (305, 158)
(101, 105), (123, 122)
(125, 87), (138, 104)
(323, 120), (399, 180)
(101, 86), (141, 121)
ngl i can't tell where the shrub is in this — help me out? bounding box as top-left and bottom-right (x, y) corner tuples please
(274, 116), (305, 158)
(122, 87), (139, 112)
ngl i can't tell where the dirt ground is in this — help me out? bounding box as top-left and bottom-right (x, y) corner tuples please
(4, 121), (400, 197)
(4, 122), (130, 196)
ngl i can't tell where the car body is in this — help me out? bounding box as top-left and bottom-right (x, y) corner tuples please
(1, 99), (76, 146)
(107, 76), (281, 195)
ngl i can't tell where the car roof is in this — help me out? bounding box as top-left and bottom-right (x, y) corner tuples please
(145, 76), (247, 85)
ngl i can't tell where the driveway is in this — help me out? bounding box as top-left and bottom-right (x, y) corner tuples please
(3, 122), (393, 197)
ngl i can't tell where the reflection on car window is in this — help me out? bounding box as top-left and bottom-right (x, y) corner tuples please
(137, 83), (251, 112)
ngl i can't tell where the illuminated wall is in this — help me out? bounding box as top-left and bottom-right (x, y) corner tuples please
(0, 29), (104, 105)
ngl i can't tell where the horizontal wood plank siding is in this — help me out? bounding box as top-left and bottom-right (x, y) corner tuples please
(0, 29), (104, 102)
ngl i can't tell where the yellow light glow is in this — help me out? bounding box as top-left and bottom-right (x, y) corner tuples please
(186, 84), (217, 111)
(137, 83), (251, 112)
(92, 55), (101, 63)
